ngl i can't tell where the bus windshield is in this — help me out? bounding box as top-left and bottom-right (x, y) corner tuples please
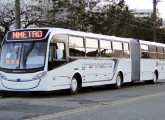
(0, 41), (47, 70)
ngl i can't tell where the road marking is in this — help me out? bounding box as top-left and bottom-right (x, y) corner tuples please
(27, 91), (165, 120)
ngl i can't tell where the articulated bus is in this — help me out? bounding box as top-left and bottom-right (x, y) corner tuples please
(0, 28), (165, 95)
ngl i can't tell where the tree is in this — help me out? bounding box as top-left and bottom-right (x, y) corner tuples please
(21, 3), (48, 28)
(87, 0), (135, 36)
(0, 1), (15, 40)
(0, 0), (165, 43)
(32, 0), (165, 43)
(46, 0), (89, 30)
(66, 0), (89, 31)
(0, 0), (50, 41)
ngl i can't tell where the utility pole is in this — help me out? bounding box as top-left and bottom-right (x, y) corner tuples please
(153, 0), (159, 42)
(15, 0), (21, 29)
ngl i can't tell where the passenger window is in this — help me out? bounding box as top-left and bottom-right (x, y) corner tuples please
(69, 36), (84, 47)
(157, 46), (164, 60)
(100, 40), (112, 57)
(124, 43), (130, 58)
(69, 36), (85, 57)
(86, 38), (99, 57)
(150, 45), (157, 59)
(113, 41), (123, 58)
(141, 44), (149, 59)
(86, 48), (99, 57)
(141, 44), (148, 51)
(86, 38), (98, 48)
(100, 40), (111, 49)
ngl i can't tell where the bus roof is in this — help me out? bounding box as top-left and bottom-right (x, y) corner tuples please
(139, 40), (165, 47)
(48, 27), (132, 42)
(7, 28), (165, 46)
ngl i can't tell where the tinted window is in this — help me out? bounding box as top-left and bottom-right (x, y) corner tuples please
(86, 48), (99, 57)
(150, 45), (157, 59)
(100, 40), (111, 49)
(141, 44), (148, 52)
(100, 49), (113, 57)
(69, 36), (85, 57)
(157, 47), (163, 53)
(113, 41), (123, 58)
(69, 48), (85, 57)
(69, 36), (84, 47)
(157, 46), (164, 59)
(100, 40), (112, 57)
(113, 41), (122, 50)
(141, 44), (149, 58)
(86, 38), (99, 57)
(150, 45), (157, 52)
(86, 38), (98, 48)
(124, 43), (130, 58)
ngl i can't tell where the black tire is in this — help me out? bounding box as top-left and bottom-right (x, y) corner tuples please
(114, 73), (122, 89)
(68, 76), (79, 95)
(145, 72), (157, 84)
(151, 72), (157, 84)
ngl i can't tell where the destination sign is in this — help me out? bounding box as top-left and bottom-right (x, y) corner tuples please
(7, 29), (49, 40)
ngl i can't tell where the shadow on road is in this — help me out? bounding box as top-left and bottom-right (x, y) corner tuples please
(0, 81), (164, 98)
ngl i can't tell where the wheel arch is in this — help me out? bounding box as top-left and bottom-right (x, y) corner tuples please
(154, 69), (158, 79)
(72, 72), (82, 88)
(118, 71), (124, 83)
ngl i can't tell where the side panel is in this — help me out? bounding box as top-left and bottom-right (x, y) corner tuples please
(140, 60), (165, 81)
(48, 64), (70, 88)
(69, 59), (117, 83)
(68, 58), (131, 87)
(47, 34), (70, 89)
(157, 61), (165, 80)
(130, 39), (140, 81)
(140, 59), (155, 80)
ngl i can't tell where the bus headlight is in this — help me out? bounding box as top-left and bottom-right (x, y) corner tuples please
(32, 72), (47, 80)
(0, 73), (7, 80)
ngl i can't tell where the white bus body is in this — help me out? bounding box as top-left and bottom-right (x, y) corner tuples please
(0, 28), (164, 94)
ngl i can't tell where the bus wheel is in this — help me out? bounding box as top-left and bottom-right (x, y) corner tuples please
(115, 73), (122, 89)
(69, 77), (79, 95)
(151, 72), (157, 84)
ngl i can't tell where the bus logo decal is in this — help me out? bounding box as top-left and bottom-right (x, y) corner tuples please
(82, 62), (113, 70)
(17, 78), (21, 82)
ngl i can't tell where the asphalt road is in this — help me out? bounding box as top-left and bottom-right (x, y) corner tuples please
(1, 80), (165, 120)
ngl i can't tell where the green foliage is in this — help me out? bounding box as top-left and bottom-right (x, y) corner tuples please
(0, 0), (165, 43)
(47, 0), (165, 43)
